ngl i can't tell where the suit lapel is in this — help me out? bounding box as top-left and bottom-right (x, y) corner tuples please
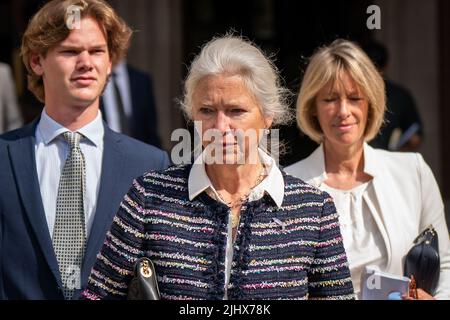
(7, 122), (62, 287)
(363, 144), (400, 272)
(82, 126), (125, 281)
(365, 176), (393, 268)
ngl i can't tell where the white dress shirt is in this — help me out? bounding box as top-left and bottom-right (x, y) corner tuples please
(188, 149), (285, 299)
(35, 109), (104, 238)
(102, 60), (132, 133)
(321, 181), (387, 299)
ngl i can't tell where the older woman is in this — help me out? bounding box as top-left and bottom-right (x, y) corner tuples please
(286, 39), (450, 300)
(81, 36), (354, 300)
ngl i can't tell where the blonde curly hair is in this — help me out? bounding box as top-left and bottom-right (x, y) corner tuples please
(21, 0), (132, 103)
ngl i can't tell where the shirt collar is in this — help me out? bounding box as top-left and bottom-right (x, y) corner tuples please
(362, 142), (378, 177)
(310, 142), (378, 185)
(188, 148), (285, 208)
(113, 60), (127, 77)
(37, 108), (104, 147)
(257, 149), (285, 208)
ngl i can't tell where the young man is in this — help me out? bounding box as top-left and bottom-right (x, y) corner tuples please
(0, 0), (170, 300)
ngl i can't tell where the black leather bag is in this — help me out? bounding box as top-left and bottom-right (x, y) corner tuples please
(127, 257), (161, 300)
(404, 225), (440, 295)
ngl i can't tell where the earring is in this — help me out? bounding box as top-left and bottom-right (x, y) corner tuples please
(265, 128), (271, 135)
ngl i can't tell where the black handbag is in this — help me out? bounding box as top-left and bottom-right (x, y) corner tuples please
(127, 257), (161, 300)
(404, 225), (440, 295)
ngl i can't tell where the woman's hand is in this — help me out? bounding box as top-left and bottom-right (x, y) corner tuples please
(403, 288), (436, 300)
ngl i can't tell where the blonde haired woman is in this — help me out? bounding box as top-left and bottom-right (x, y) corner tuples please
(286, 39), (450, 300)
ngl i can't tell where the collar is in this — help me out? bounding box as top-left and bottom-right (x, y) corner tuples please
(113, 60), (127, 78)
(306, 142), (379, 185)
(188, 149), (285, 208)
(37, 108), (104, 147)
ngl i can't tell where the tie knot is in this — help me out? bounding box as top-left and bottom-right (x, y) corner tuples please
(62, 131), (82, 149)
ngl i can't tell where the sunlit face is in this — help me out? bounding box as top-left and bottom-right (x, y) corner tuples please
(315, 71), (369, 148)
(192, 74), (273, 164)
(30, 16), (112, 109)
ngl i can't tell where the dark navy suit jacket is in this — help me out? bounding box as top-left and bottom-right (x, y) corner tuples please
(0, 119), (170, 299)
(100, 64), (161, 148)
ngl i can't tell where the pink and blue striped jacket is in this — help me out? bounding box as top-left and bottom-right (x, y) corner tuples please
(82, 165), (354, 300)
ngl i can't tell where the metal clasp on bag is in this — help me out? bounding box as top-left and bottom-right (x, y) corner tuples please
(140, 259), (152, 278)
(415, 225), (436, 245)
(425, 225), (436, 245)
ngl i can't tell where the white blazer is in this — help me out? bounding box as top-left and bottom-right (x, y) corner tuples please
(285, 143), (450, 299)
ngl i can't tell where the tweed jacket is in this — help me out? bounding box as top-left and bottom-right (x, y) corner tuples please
(82, 165), (355, 300)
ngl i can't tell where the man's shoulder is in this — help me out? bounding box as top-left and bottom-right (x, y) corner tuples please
(127, 64), (151, 80)
(0, 62), (11, 76)
(386, 79), (415, 103)
(0, 122), (36, 142)
(112, 131), (164, 152)
(113, 131), (154, 147)
(107, 130), (168, 166)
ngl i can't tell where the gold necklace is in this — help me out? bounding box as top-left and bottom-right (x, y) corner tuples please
(215, 165), (267, 229)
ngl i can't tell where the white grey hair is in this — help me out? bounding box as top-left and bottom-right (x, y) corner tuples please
(181, 35), (292, 126)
